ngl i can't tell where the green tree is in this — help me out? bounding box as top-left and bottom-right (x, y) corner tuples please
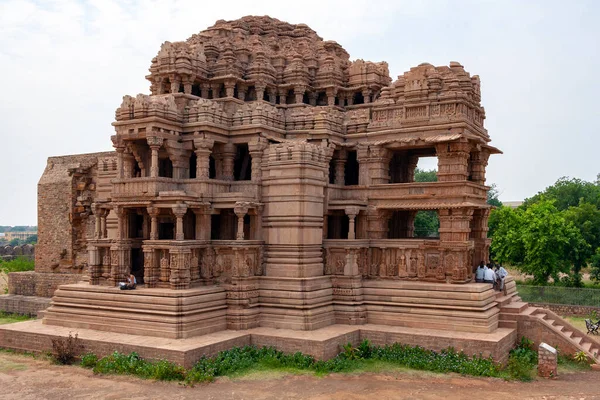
(414, 168), (437, 183)
(414, 211), (439, 237)
(487, 183), (502, 207)
(491, 200), (588, 285)
(24, 235), (38, 245)
(523, 177), (600, 211)
(8, 238), (22, 247)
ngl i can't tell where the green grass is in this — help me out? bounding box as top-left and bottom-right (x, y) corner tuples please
(0, 311), (34, 325)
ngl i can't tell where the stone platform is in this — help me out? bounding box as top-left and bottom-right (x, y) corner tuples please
(42, 284), (228, 338)
(0, 320), (517, 368)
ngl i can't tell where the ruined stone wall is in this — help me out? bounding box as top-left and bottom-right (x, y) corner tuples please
(8, 271), (82, 298)
(36, 152), (115, 273)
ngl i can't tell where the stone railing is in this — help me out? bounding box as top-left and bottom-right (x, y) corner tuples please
(323, 238), (469, 283)
(141, 240), (264, 288)
(327, 181), (488, 203)
(112, 178), (260, 200)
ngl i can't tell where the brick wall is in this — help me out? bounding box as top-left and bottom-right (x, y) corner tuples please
(0, 295), (51, 316)
(36, 152), (114, 273)
(8, 272), (82, 298)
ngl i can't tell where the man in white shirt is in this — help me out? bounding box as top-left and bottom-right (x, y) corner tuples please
(483, 265), (497, 285)
(475, 261), (486, 283)
(495, 264), (508, 292)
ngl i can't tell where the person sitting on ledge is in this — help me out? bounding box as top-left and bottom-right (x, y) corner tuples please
(475, 261), (486, 283)
(494, 263), (508, 292)
(483, 264), (497, 285)
(119, 274), (137, 290)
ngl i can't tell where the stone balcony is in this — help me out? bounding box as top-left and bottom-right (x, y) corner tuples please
(112, 178), (259, 201)
(327, 181), (488, 208)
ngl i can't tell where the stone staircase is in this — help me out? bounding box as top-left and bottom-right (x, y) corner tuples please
(496, 287), (600, 364)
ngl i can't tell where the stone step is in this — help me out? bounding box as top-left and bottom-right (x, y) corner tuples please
(572, 336), (583, 345)
(546, 319), (555, 326)
(581, 341), (593, 352)
(563, 330), (573, 338)
(554, 324), (564, 332)
(498, 320), (517, 329)
(499, 301), (528, 314)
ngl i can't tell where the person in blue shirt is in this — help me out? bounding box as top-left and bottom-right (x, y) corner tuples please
(475, 261), (486, 283)
(119, 274), (137, 290)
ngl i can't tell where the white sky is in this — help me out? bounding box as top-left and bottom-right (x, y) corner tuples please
(1, 0), (598, 226)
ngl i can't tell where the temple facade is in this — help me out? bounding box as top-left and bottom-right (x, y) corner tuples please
(41, 16), (503, 335)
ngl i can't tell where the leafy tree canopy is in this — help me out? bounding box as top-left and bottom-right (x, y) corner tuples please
(523, 177), (600, 211)
(491, 200), (588, 285)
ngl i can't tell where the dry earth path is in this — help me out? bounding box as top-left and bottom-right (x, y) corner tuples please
(1, 352), (600, 400)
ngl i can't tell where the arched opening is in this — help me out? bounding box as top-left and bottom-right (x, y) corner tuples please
(344, 150), (359, 186)
(233, 144), (252, 181)
(353, 92), (364, 105)
(191, 84), (201, 97)
(159, 157), (173, 178)
(189, 152), (197, 179)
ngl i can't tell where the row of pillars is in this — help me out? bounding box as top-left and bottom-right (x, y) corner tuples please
(93, 203), (258, 242)
(114, 137), (268, 181)
(158, 75), (375, 107)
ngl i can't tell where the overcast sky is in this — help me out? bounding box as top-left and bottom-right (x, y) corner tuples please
(1, 0), (598, 226)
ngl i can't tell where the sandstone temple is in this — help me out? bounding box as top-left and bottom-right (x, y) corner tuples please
(2, 16), (597, 367)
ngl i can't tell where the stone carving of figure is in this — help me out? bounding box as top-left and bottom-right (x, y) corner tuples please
(417, 252), (426, 278)
(160, 253), (170, 282)
(190, 254), (199, 280)
(398, 253), (408, 278)
(244, 256), (253, 277)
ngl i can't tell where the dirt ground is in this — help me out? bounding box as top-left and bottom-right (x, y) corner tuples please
(1, 352), (600, 400)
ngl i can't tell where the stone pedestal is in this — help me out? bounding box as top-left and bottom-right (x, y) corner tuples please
(538, 342), (558, 378)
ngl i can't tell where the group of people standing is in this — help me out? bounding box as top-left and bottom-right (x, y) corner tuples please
(475, 262), (508, 293)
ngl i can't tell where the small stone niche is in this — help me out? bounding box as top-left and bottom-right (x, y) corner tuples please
(538, 342), (557, 378)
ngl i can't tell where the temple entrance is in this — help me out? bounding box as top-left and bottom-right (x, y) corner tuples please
(131, 248), (144, 284)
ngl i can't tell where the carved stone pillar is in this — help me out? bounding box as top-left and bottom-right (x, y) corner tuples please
(278, 88), (287, 105)
(221, 143), (236, 180)
(436, 141), (471, 182)
(224, 80), (235, 98)
(93, 204), (102, 239)
(470, 148), (490, 185)
(356, 145), (369, 186)
(406, 155), (419, 183)
(100, 210), (108, 239)
(234, 203), (249, 240)
(193, 138), (214, 179)
(438, 208), (474, 243)
(147, 206), (159, 240)
(237, 84), (247, 101)
(142, 248), (157, 288)
(170, 75), (180, 93)
(267, 87), (276, 104)
(109, 242), (131, 286)
(367, 207), (391, 239)
(326, 88), (337, 106)
(334, 150), (347, 185)
(345, 206), (360, 240)
(114, 206), (126, 240)
(255, 85), (265, 102)
(183, 78), (192, 95)
(172, 205), (187, 241)
(369, 146), (391, 185)
(192, 204), (212, 241)
(362, 89), (372, 103)
(347, 95), (354, 106)
(200, 83), (210, 99)
(147, 137), (163, 178)
(248, 139), (267, 181)
(294, 86), (305, 104)
(115, 146), (125, 179)
(88, 245), (101, 285)
(406, 210), (417, 238)
(169, 247), (191, 290)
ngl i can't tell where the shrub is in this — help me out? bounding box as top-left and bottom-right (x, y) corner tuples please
(51, 332), (84, 365)
(506, 337), (537, 381)
(0, 257), (35, 273)
(574, 351), (589, 364)
(80, 353), (98, 368)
